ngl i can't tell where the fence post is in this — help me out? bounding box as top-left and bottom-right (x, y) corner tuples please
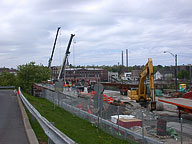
(100, 106), (102, 129)
(142, 110), (145, 143)
(53, 92), (55, 110)
(57, 92), (59, 106)
(111, 123), (113, 135)
(180, 117), (183, 144)
(118, 106), (120, 136)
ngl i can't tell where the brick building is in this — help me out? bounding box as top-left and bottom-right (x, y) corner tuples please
(177, 64), (192, 81)
(51, 66), (108, 83)
(51, 66), (61, 80)
(0, 68), (17, 76)
(131, 69), (142, 81)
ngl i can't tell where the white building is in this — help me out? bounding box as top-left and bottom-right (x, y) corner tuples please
(121, 72), (132, 81)
(154, 71), (163, 80)
(155, 70), (174, 81)
(108, 72), (119, 82)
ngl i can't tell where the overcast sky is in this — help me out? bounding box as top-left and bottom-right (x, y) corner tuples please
(0, 0), (192, 68)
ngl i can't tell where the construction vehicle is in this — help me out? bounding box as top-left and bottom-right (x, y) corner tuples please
(170, 83), (188, 98)
(128, 58), (156, 111)
(48, 27), (61, 68)
(58, 34), (75, 80)
(179, 84), (187, 93)
(87, 81), (97, 93)
(53, 34), (75, 91)
(56, 34), (84, 92)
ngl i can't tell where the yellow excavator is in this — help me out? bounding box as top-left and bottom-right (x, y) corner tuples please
(128, 58), (156, 111)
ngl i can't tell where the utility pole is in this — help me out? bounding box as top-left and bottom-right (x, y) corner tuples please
(175, 54), (178, 92)
(126, 49), (128, 71)
(122, 51), (124, 66)
(164, 51), (178, 92)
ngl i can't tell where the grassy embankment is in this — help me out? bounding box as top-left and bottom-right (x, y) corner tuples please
(24, 92), (137, 144)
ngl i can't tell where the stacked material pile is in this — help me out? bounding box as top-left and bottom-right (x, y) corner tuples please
(111, 115), (142, 128)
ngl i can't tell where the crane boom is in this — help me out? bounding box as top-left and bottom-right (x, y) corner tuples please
(58, 34), (75, 80)
(48, 27), (61, 68)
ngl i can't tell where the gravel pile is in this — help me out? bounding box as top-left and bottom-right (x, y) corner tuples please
(130, 108), (158, 120)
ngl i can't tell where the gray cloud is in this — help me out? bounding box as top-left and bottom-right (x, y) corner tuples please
(0, 0), (192, 68)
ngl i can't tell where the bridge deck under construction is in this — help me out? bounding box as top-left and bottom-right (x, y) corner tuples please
(158, 98), (192, 117)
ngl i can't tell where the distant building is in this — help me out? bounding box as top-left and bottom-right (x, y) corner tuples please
(51, 66), (108, 83)
(155, 68), (174, 81)
(51, 66), (61, 80)
(0, 68), (8, 75)
(177, 64), (192, 81)
(155, 65), (192, 81)
(108, 72), (119, 82)
(121, 72), (132, 81)
(131, 69), (142, 81)
(154, 71), (162, 80)
(0, 68), (17, 76)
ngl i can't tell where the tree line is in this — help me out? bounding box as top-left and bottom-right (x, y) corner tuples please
(0, 62), (189, 93)
(69, 64), (163, 74)
(70, 64), (189, 79)
(0, 62), (52, 93)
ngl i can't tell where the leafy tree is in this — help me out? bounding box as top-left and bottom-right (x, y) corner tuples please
(0, 71), (18, 86)
(153, 65), (163, 73)
(177, 70), (189, 80)
(17, 62), (52, 93)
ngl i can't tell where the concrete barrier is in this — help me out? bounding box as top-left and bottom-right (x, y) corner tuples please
(17, 92), (39, 144)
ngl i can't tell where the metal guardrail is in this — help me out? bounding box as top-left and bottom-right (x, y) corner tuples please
(18, 87), (76, 144)
(0, 86), (15, 89)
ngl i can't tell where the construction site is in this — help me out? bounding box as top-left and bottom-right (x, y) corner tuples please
(33, 79), (192, 144)
(1, 1), (192, 144)
(32, 28), (192, 144)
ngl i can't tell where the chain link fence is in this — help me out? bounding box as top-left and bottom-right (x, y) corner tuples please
(31, 82), (192, 144)
(37, 84), (165, 144)
(35, 83), (192, 144)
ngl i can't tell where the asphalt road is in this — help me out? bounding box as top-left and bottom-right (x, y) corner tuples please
(0, 90), (29, 144)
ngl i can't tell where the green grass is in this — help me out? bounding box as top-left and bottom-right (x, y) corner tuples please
(24, 92), (137, 144)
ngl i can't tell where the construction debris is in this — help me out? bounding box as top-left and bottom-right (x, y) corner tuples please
(130, 108), (158, 121)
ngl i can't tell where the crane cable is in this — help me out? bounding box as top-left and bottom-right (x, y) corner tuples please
(73, 36), (76, 67)
(58, 29), (62, 66)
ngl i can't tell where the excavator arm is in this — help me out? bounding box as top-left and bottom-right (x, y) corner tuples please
(129, 58), (156, 110)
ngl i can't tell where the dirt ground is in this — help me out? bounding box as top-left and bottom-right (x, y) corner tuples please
(103, 90), (192, 144)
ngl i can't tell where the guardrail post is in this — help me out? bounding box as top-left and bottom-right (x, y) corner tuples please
(31, 114), (35, 122)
